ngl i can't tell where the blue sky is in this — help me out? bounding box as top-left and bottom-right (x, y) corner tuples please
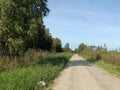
(44, 0), (120, 50)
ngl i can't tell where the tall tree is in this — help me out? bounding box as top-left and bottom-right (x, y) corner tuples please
(63, 43), (71, 52)
(77, 43), (87, 53)
(0, 0), (50, 56)
(42, 28), (53, 51)
(52, 38), (63, 52)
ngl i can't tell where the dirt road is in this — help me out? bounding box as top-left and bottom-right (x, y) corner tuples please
(53, 54), (120, 90)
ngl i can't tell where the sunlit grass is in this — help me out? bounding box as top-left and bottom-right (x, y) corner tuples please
(96, 61), (120, 78)
(0, 65), (63, 90)
(84, 56), (120, 78)
(0, 50), (73, 90)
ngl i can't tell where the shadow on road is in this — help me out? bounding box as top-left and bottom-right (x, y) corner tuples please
(66, 60), (92, 68)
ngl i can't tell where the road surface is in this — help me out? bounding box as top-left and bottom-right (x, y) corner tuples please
(53, 54), (120, 90)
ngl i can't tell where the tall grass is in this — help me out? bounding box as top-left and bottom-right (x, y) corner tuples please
(81, 51), (120, 67)
(81, 50), (120, 78)
(84, 56), (120, 78)
(0, 49), (73, 90)
(101, 52), (120, 67)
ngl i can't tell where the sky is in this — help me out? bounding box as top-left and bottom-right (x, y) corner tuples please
(44, 0), (120, 50)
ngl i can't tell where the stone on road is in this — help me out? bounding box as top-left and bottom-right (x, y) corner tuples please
(53, 54), (120, 90)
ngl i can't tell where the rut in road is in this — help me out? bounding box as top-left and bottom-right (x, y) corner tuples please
(53, 54), (120, 90)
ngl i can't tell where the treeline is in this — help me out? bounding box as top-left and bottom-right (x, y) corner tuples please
(75, 43), (120, 67)
(0, 0), (64, 56)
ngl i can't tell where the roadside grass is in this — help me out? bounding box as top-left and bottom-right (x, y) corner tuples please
(0, 51), (73, 90)
(83, 56), (120, 78)
(96, 61), (120, 78)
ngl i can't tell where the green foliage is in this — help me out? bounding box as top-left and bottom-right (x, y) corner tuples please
(52, 38), (63, 52)
(100, 52), (120, 67)
(0, 65), (62, 90)
(0, 0), (53, 56)
(0, 0), (71, 89)
(42, 28), (53, 51)
(0, 50), (73, 90)
(77, 43), (88, 53)
(96, 61), (120, 78)
(63, 43), (71, 52)
(77, 43), (120, 67)
(82, 49), (120, 67)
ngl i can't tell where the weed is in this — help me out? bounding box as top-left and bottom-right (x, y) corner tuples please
(0, 49), (73, 90)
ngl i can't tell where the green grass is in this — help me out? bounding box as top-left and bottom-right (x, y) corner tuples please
(83, 56), (120, 78)
(0, 65), (61, 90)
(96, 61), (120, 78)
(0, 52), (73, 90)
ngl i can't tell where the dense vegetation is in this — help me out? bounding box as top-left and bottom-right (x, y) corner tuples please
(0, 0), (63, 56)
(0, 50), (73, 89)
(63, 43), (72, 52)
(76, 43), (120, 67)
(0, 0), (73, 90)
(76, 43), (120, 77)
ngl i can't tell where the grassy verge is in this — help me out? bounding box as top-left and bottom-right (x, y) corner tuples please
(0, 52), (73, 90)
(83, 55), (120, 78)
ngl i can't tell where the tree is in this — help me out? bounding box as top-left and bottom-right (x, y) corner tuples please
(42, 28), (53, 51)
(63, 43), (71, 52)
(89, 45), (96, 51)
(0, 0), (50, 56)
(77, 43), (87, 53)
(52, 38), (63, 52)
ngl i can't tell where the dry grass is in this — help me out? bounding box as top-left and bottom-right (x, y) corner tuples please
(80, 50), (120, 67)
(0, 49), (73, 90)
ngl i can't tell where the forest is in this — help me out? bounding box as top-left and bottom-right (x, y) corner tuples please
(0, 0), (64, 56)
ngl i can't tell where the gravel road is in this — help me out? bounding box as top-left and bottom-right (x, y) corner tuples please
(53, 54), (120, 90)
